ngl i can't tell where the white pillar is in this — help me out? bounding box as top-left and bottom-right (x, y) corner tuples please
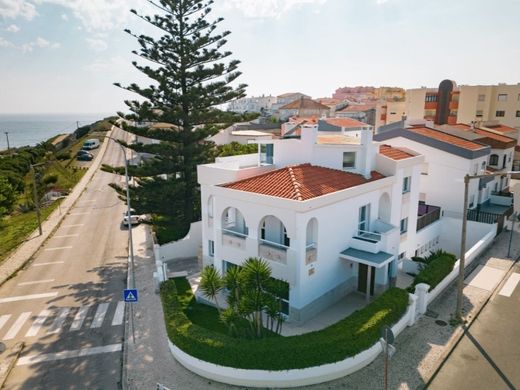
(366, 266), (372, 303)
(415, 283), (430, 315)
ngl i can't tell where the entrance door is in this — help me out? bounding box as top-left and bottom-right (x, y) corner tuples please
(357, 263), (375, 295)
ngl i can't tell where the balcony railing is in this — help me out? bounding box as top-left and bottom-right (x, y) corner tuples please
(222, 228), (247, 250)
(353, 230), (382, 243)
(417, 204), (441, 231)
(259, 239), (288, 264)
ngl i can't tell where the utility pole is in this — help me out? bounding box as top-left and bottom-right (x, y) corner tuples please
(30, 163), (43, 236)
(456, 175), (470, 320)
(507, 212), (517, 258)
(4, 132), (9, 151)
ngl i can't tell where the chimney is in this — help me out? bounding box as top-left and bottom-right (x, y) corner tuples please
(360, 129), (374, 179)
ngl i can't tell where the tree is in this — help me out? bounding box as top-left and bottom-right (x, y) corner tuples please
(0, 176), (16, 219)
(199, 266), (223, 313)
(112, 0), (246, 241)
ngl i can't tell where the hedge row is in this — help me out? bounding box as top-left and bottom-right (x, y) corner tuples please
(160, 278), (409, 370)
(410, 252), (457, 292)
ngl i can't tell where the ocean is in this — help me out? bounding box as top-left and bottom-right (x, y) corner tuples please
(0, 113), (112, 151)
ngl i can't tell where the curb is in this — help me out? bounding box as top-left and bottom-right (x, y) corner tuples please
(424, 252), (520, 387)
(0, 128), (114, 288)
(0, 342), (25, 388)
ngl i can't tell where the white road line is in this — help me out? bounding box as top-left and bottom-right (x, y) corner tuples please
(53, 234), (79, 238)
(61, 224), (84, 228)
(111, 301), (125, 326)
(78, 200), (96, 203)
(499, 273), (520, 297)
(47, 308), (70, 334)
(3, 312), (31, 340)
(16, 344), (122, 366)
(0, 315), (11, 332)
(33, 261), (64, 267)
(70, 306), (90, 331)
(18, 279), (55, 286)
(90, 303), (109, 328)
(26, 309), (52, 337)
(69, 212), (90, 216)
(0, 292), (58, 304)
(44, 246), (72, 252)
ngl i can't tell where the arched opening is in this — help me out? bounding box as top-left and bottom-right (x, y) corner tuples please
(221, 207), (248, 237)
(378, 192), (391, 224)
(305, 218), (318, 264)
(259, 215), (290, 248)
(489, 154), (499, 166)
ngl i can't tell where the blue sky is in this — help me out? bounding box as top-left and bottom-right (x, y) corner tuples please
(0, 0), (519, 114)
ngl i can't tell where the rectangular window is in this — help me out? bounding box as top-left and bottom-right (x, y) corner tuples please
(498, 94), (508, 101)
(260, 144), (274, 165)
(478, 94), (486, 102)
(402, 176), (411, 193)
(469, 194), (475, 208)
(425, 94), (438, 102)
(516, 110), (520, 118)
(343, 152), (356, 169)
(208, 240), (214, 257)
(476, 109), (483, 117)
(473, 163), (478, 175)
(400, 218), (408, 234)
(358, 204), (370, 233)
(496, 110), (505, 117)
(509, 153), (512, 162)
(481, 161), (486, 169)
(398, 252), (406, 260)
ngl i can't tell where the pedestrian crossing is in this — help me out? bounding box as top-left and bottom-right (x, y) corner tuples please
(0, 301), (125, 341)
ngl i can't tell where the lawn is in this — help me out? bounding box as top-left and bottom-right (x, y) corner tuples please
(0, 200), (62, 263)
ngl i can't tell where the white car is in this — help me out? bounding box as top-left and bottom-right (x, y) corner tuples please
(122, 209), (140, 226)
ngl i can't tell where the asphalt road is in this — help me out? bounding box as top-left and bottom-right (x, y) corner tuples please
(0, 127), (134, 389)
(429, 262), (520, 390)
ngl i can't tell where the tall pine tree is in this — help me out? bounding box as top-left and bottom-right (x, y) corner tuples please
(113, 0), (246, 241)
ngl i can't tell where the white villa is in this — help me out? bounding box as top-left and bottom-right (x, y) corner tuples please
(197, 124), (445, 323)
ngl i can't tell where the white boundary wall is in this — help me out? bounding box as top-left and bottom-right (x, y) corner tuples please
(153, 221), (202, 262)
(168, 301), (415, 388)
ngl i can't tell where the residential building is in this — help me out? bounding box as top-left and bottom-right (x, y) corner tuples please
(406, 80), (520, 129)
(210, 121), (280, 145)
(227, 95), (278, 114)
(277, 97), (330, 121)
(280, 117), (372, 138)
(271, 92), (311, 111)
(198, 124), (442, 323)
(375, 100), (407, 129)
(335, 103), (377, 126)
(332, 86), (405, 103)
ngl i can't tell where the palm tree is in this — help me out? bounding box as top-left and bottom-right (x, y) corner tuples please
(224, 265), (242, 309)
(199, 266), (224, 314)
(241, 257), (272, 337)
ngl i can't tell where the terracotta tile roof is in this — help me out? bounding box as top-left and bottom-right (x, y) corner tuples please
(448, 124), (516, 144)
(279, 98), (331, 110)
(221, 164), (385, 201)
(485, 124), (517, 133)
(337, 103), (377, 112)
(407, 127), (486, 151)
(323, 117), (370, 128)
(379, 145), (415, 160)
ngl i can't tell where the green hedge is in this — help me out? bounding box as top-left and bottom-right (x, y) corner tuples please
(161, 278), (409, 370)
(409, 252), (457, 292)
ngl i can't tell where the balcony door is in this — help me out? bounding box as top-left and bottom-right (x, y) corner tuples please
(358, 204), (370, 234)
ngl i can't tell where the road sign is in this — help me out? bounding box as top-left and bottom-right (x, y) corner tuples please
(124, 289), (138, 303)
(380, 325), (395, 345)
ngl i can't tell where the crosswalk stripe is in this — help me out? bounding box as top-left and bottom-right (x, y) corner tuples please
(47, 308), (70, 334)
(90, 303), (109, 328)
(0, 315), (11, 332)
(0, 292), (58, 304)
(17, 344), (122, 366)
(111, 301), (125, 326)
(44, 246), (72, 252)
(26, 310), (52, 337)
(33, 262), (64, 267)
(18, 279), (55, 286)
(70, 306), (90, 331)
(3, 312), (31, 340)
(53, 234), (79, 238)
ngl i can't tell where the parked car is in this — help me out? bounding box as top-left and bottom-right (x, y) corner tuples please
(122, 209), (140, 226)
(76, 152), (94, 161)
(82, 139), (100, 150)
(76, 149), (90, 157)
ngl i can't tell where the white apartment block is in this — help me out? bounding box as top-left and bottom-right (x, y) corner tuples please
(227, 95), (278, 113)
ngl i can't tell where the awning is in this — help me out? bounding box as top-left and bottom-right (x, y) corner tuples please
(339, 248), (394, 268)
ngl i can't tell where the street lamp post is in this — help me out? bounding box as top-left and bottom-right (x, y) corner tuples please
(4, 132), (10, 151)
(456, 170), (520, 320)
(30, 162), (47, 236)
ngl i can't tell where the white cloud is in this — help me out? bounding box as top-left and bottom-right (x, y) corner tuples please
(220, 0), (327, 18)
(85, 37), (108, 51)
(0, 0), (37, 19)
(83, 56), (129, 72)
(376, 0), (389, 4)
(0, 36), (14, 47)
(61, 13), (68, 21)
(21, 36), (60, 52)
(6, 24), (20, 32)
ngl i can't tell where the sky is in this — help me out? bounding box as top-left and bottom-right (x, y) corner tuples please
(0, 0), (520, 114)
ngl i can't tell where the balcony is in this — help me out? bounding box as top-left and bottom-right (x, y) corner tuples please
(259, 239), (288, 264)
(417, 203), (441, 231)
(222, 228), (247, 250)
(350, 219), (398, 254)
(490, 191), (513, 207)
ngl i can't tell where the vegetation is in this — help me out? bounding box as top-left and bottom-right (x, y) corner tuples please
(161, 278), (409, 370)
(409, 250), (457, 292)
(106, 0), (246, 243)
(215, 142), (258, 157)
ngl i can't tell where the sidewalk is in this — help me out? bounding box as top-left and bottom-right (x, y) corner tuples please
(0, 129), (113, 287)
(125, 227), (520, 389)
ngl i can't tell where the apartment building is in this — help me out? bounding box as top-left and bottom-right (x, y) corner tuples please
(198, 124), (443, 323)
(227, 95), (278, 114)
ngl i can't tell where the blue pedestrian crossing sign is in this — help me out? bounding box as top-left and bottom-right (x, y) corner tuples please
(124, 289), (138, 303)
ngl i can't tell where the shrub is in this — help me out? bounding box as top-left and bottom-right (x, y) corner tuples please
(161, 278), (409, 370)
(56, 151), (71, 161)
(42, 174), (58, 185)
(409, 252), (457, 292)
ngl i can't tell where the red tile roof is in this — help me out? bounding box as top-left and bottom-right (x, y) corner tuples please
(323, 117), (370, 128)
(337, 103), (377, 112)
(485, 124), (518, 134)
(448, 124), (516, 144)
(379, 145), (415, 160)
(408, 127), (486, 151)
(279, 98), (330, 110)
(221, 164), (385, 201)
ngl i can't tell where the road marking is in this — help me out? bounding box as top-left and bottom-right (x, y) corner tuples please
(26, 310), (52, 337)
(53, 234), (79, 238)
(499, 273), (520, 297)
(33, 261), (64, 267)
(3, 312), (31, 340)
(70, 306), (90, 331)
(90, 303), (109, 328)
(78, 200), (95, 203)
(47, 308), (70, 334)
(44, 246), (72, 252)
(61, 224), (84, 228)
(69, 212), (90, 216)
(18, 279), (55, 286)
(16, 344), (122, 366)
(0, 292), (58, 304)
(0, 315), (11, 332)
(111, 301), (125, 326)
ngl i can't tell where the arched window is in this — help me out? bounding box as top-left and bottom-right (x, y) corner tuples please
(222, 207), (248, 237)
(258, 216), (289, 248)
(489, 154), (499, 166)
